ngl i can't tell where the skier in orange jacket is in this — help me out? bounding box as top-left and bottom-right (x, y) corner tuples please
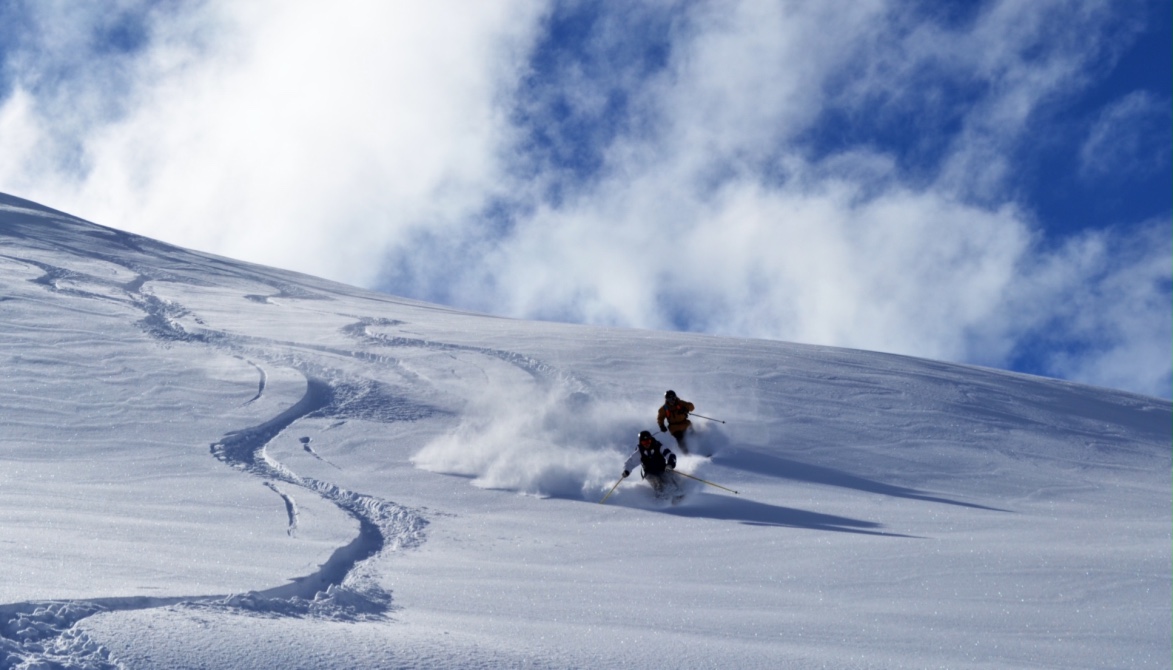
(657, 389), (695, 454)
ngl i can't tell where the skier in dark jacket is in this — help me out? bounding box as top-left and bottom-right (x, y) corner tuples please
(621, 430), (677, 494)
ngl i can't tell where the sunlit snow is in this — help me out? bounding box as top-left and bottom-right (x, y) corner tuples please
(0, 193), (1168, 669)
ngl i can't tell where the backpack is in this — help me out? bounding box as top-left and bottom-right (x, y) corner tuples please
(640, 444), (668, 476)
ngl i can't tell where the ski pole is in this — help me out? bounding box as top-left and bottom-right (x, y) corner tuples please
(671, 470), (739, 494)
(599, 474), (626, 504)
(689, 412), (725, 424)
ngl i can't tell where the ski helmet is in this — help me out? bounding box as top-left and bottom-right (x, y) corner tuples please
(665, 390), (677, 401)
(639, 430), (653, 442)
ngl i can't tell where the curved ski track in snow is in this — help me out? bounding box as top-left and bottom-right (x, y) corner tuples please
(0, 236), (588, 669)
(341, 316), (591, 393)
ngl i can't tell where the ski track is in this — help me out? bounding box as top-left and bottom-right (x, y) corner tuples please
(0, 238), (582, 670)
(300, 436), (341, 469)
(264, 482), (299, 536)
(239, 356), (266, 406)
(342, 316), (590, 393)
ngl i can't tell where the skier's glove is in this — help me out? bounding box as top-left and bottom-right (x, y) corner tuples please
(622, 470), (630, 478)
(667, 455), (677, 469)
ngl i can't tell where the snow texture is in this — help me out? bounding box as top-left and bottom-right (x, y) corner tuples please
(0, 192), (1169, 669)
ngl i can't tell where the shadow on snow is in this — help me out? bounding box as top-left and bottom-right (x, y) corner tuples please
(714, 448), (1009, 513)
(664, 494), (918, 538)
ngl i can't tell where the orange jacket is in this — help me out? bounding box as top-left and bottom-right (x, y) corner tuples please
(658, 399), (694, 434)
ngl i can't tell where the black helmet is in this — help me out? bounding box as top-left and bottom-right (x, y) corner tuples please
(665, 390), (677, 400)
(638, 430), (653, 442)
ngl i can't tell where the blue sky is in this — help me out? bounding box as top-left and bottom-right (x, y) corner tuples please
(0, 0), (1168, 398)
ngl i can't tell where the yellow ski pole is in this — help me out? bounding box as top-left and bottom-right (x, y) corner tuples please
(671, 470), (739, 494)
(599, 474), (626, 504)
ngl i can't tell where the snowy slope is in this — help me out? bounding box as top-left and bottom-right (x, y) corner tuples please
(0, 192), (1168, 670)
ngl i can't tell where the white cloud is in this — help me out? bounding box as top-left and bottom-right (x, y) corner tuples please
(0, 90), (42, 180)
(464, 0), (1168, 395)
(899, 0), (1130, 202)
(1006, 220), (1172, 398)
(1, 0), (544, 287)
(1080, 91), (1172, 181)
(481, 158), (1036, 360)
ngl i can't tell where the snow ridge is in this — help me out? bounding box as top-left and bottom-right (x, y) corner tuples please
(1, 602), (120, 670)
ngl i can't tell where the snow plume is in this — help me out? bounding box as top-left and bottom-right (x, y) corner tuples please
(411, 381), (637, 499)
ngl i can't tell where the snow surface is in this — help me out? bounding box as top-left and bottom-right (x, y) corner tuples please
(0, 192), (1168, 669)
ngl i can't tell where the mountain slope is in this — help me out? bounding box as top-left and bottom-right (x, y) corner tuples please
(0, 192), (1168, 669)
